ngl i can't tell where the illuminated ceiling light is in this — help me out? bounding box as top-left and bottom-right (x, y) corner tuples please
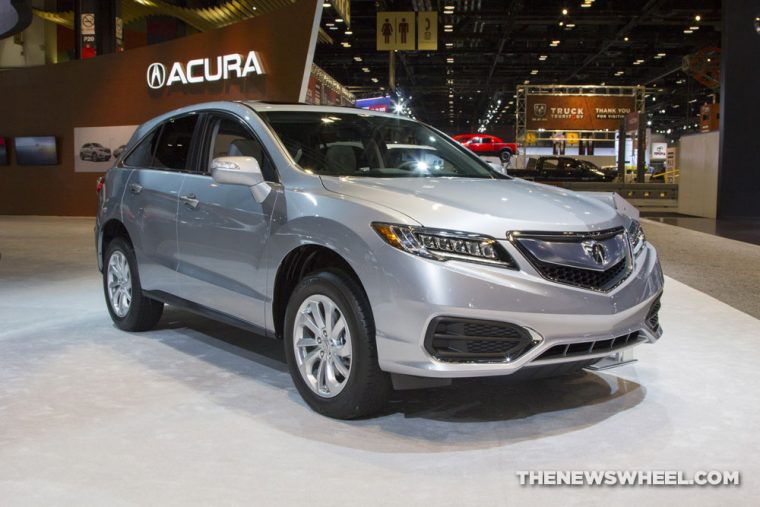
(559, 21), (564, 26)
(325, 22), (334, 26)
(371, 77), (379, 83)
(328, 26), (338, 30)
(353, 56), (362, 61)
(344, 30), (353, 35)
(539, 55), (548, 60)
(581, 3), (591, 8)
(445, 42), (454, 48)
(341, 42), (351, 47)
(562, 8), (568, 15)
(530, 69), (539, 75)
(566, 23), (575, 28)
(361, 67), (370, 72)
(695, 14), (701, 21)
(335, 18), (344, 23)
(689, 26), (700, 30)
(624, 36), (629, 41)
(684, 29), (693, 33)
(444, 27), (454, 32)
(323, 2), (332, 7)
(524, 79), (530, 84)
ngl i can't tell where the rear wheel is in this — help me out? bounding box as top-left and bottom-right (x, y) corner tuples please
(499, 149), (513, 163)
(103, 237), (163, 331)
(284, 270), (391, 419)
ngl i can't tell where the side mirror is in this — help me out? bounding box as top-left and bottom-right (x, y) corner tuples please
(211, 156), (271, 203)
(211, 156), (264, 187)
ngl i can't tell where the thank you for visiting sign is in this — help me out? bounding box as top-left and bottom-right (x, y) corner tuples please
(146, 50), (265, 90)
(526, 95), (636, 131)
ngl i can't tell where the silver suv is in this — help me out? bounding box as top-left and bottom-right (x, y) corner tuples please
(95, 101), (663, 419)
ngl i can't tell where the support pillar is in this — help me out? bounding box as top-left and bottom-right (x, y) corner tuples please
(74, 0), (122, 59)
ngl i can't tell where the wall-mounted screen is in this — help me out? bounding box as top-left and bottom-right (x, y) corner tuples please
(0, 137), (7, 165)
(15, 136), (58, 165)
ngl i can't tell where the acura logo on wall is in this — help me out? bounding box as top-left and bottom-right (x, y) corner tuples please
(146, 51), (265, 90)
(582, 240), (608, 266)
(147, 63), (166, 89)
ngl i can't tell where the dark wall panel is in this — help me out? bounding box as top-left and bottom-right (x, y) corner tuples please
(0, 0), (318, 216)
(717, 0), (760, 218)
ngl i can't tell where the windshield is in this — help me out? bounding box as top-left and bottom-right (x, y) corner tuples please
(259, 111), (497, 179)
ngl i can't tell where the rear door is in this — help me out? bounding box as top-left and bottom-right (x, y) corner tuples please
(174, 112), (278, 328)
(121, 114), (199, 294)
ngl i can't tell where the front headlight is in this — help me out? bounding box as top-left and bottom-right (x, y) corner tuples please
(372, 223), (517, 268)
(628, 220), (646, 255)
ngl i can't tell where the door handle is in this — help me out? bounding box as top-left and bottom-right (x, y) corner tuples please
(180, 193), (200, 209)
(129, 183), (143, 194)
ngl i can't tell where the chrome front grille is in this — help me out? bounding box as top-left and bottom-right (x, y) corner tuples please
(510, 227), (632, 291)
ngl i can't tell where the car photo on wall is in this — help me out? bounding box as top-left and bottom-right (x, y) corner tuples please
(80, 143), (112, 162)
(74, 126), (138, 173)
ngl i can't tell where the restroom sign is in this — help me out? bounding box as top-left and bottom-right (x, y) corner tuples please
(377, 12), (416, 51)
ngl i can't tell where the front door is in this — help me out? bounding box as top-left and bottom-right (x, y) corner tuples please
(175, 114), (278, 328)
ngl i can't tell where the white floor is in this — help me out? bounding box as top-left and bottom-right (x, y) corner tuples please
(1, 217), (759, 506)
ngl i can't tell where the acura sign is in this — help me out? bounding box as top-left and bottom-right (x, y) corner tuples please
(147, 51), (265, 90)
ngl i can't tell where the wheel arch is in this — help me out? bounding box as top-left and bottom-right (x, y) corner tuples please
(272, 244), (368, 340)
(99, 219), (132, 270)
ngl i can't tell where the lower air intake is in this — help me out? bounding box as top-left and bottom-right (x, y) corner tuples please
(425, 317), (536, 363)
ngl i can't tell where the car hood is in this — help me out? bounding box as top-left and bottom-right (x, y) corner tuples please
(320, 176), (622, 237)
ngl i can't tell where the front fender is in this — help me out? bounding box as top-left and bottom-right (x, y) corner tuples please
(264, 188), (416, 334)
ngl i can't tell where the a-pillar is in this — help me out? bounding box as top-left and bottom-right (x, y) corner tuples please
(717, 1), (760, 218)
(74, 0), (123, 59)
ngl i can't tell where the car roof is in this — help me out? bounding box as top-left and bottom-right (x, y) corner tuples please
(242, 101), (412, 121)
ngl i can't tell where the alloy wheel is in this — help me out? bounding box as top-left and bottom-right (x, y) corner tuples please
(293, 294), (352, 398)
(107, 250), (132, 318)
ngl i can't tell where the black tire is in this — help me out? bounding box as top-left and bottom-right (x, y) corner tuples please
(103, 237), (164, 332)
(284, 269), (391, 419)
(499, 149), (513, 163)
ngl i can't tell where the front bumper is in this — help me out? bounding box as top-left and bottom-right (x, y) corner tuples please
(368, 240), (664, 378)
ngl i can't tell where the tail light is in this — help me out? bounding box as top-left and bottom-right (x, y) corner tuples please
(96, 176), (105, 194)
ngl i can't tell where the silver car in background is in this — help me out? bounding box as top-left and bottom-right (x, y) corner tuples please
(95, 101), (663, 419)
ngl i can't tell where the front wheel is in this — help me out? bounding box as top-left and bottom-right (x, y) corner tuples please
(103, 237), (164, 331)
(284, 270), (391, 419)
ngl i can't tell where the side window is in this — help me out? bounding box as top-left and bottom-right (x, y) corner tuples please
(542, 158), (559, 171)
(153, 115), (198, 171)
(481, 137), (493, 144)
(124, 128), (161, 167)
(208, 117), (277, 182)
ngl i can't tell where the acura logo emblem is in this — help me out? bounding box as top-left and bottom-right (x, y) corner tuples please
(145, 51), (264, 90)
(147, 63), (166, 89)
(582, 240), (608, 265)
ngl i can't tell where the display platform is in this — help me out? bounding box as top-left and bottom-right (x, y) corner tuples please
(0, 217), (758, 505)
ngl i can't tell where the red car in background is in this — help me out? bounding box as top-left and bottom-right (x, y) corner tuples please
(453, 134), (518, 163)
